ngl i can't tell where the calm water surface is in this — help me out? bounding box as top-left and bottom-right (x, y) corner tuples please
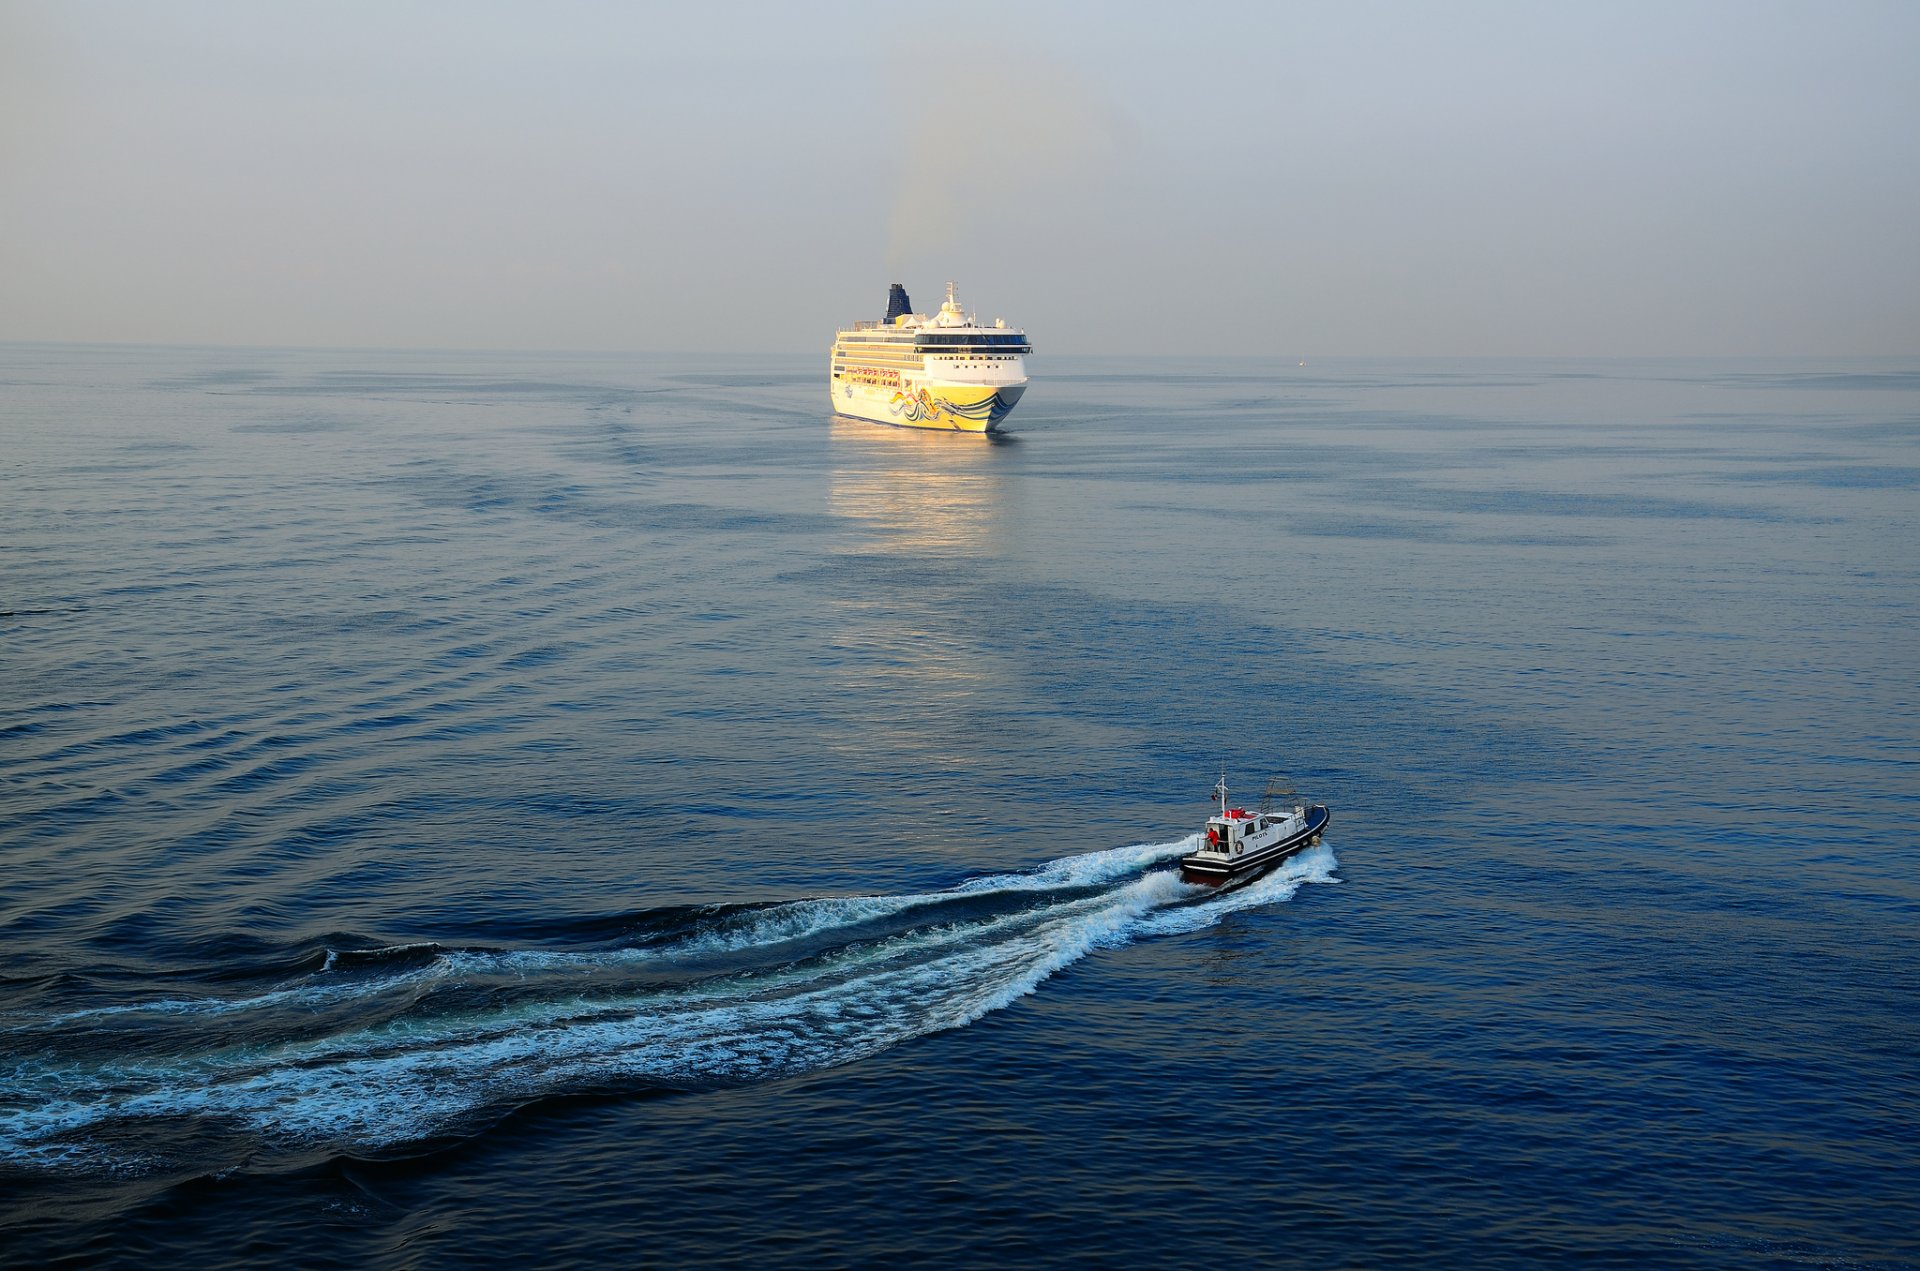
(3, 346), (1917, 1267)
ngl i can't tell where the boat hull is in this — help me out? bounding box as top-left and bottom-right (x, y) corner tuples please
(1178, 805), (1331, 889)
(831, 381), (1026, 434)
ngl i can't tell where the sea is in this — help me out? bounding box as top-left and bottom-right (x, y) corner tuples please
(2, 344), (1916, 1269)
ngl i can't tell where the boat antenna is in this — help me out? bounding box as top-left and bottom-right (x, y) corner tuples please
(1213, 771), (1228, 818)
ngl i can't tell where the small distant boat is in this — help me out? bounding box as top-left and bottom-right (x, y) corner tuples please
(1178, 775), (1331, 888)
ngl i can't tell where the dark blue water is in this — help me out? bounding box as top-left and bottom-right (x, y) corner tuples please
(4, 345), (1917, 1268)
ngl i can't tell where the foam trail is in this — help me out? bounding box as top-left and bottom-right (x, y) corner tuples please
(0, 839), (1334, 1173)
(9, 838), (1201, 1036)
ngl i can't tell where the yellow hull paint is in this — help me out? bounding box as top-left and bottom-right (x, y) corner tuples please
(830, 381), (1024, 433)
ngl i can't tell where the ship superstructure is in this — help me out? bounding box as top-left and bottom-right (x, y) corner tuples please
(829, 282), (1031, 433)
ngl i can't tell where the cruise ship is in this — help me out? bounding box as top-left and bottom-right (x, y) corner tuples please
(829, 283), (1031, 433)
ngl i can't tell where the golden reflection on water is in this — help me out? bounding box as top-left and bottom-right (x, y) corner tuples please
(824, 418), (1020, 780)
(825, 417), (1010, 559)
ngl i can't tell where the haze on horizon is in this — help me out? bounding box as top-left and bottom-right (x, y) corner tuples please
(3, 0), (1917, 358)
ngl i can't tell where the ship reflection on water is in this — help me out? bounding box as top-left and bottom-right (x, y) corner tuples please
(826, 417), (1015, 559)
(822, 419), (1034, 793)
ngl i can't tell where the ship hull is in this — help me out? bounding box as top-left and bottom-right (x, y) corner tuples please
(831, 380), (1026, 434)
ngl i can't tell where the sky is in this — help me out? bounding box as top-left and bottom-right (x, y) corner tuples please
(3, 0), (1918, 356)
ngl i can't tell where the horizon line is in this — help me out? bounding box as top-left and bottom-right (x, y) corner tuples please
(3, 338), (1914, 362)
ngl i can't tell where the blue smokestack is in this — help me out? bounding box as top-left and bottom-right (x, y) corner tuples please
(884, 284), (912, 323)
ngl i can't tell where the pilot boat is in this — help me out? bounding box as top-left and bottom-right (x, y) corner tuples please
(1178, 776), (1332, 888)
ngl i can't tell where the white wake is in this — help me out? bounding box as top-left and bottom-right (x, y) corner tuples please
(0, 838), (1338, 1171)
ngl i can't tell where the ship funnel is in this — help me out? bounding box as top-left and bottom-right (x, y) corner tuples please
(885, 283), (913, 323)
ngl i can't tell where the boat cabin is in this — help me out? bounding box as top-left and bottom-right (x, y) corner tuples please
(1201, 804), (1307, 857)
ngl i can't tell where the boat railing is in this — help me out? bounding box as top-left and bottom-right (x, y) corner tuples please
(1259, 776), (1301, 814)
